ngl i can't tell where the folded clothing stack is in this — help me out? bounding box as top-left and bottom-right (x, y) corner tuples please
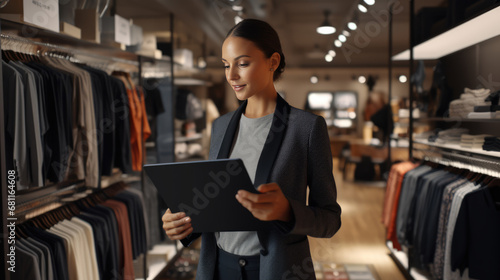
(449, 88), (491, 118)
(483, 137), (500, 152)
(415, 131), (436, 141)
(460, 134), (491, 149)
(434, 128), (469, 144)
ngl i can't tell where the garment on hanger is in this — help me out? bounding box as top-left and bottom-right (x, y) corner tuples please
(385, 161), (499, 280)
(112, 71), (151, 171)
(382, 161), (419, 250)
(2, 51), (137, 189)
(14, 182), (147, 280)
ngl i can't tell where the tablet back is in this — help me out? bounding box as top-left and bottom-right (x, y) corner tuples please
(144, 159), (269, 232)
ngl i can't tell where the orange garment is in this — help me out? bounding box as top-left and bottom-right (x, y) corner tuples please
(102, 199), (135, 280)
(382, 161), (418, 250)
(113, 72), (151, 171)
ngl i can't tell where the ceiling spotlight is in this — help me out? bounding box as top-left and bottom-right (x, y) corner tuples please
(358, 75), (366, 83)
(334, 40), (342, 48)
(338, 34), (347, 42)
(310, 75), (319, 84)
(234, 15), (243, 24)
(358, 4), (368, 13)
(342, 30), (351, 37)
(325, 53), (334, 62)
(316, 10), (336, 35)
(364, 0), (375, 5)
(328, 49), (336, 57)
(232, 5), (243, 12)
(348, 13), (359, 30)
(197, 57), (207, 69)
(398, 75), (408, 83)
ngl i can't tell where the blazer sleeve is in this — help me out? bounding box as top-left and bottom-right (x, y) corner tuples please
(287, 116), (342, 238)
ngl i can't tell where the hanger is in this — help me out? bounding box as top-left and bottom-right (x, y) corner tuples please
(16, 223), (29, 239)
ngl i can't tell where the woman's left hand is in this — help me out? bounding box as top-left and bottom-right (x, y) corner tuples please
(236, 183), (292, 222)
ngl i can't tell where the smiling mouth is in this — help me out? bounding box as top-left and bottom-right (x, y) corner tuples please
(233, 85), (246, 91)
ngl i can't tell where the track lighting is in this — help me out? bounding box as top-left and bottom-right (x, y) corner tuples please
(334, 40), (342, 48)
(338, 34), (347, 42)
(364, 0), (375, 5)
(325, 53), (334, 62)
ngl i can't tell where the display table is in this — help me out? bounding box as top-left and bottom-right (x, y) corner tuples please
(342, 139), (409, 180)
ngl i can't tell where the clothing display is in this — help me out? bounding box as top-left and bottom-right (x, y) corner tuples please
(459, 134), (490, 149)
(483, 136), (500, 152)
(112, 72), (151, 171)
(1, 53), (142, 189)
(12, 182), (147, 280)
(449, 88), (491, 119)
(383, 161), (500, 280)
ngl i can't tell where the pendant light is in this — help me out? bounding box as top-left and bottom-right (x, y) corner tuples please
(316, 10), (336, 35)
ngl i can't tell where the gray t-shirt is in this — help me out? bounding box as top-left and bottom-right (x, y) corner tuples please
(216, 112), (273, 256)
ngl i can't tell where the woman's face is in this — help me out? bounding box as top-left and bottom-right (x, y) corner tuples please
(222, 36), (276, 101)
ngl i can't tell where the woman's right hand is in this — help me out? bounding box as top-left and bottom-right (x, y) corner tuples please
(162, 208), (193, 240)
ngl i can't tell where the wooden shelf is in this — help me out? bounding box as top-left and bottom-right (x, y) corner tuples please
(0, 19), (139, 62)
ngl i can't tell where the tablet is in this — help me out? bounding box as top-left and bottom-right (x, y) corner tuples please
(144, 158), (269, 232)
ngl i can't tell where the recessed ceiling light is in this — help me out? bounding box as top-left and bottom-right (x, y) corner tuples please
(232, 5), (243, 12)
(358, 4), (368, 13)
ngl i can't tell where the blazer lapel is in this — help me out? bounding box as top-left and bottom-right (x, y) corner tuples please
(254, 94), (290, 187)
(216, 94), (290, 188)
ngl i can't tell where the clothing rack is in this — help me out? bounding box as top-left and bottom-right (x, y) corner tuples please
(0, 33), (139, 73)
(413, 147), (500, 178)
(0, 18), (152, 279)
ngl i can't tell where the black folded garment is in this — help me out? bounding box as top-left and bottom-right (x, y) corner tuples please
(482, 137), (500, 152)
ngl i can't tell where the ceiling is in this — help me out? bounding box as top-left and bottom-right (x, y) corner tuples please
(115, 0), (446, 68)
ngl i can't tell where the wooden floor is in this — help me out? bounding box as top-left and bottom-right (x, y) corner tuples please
(308, 159), (406, 280)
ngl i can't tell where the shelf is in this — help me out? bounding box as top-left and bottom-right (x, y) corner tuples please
(174, 77), (211, 86)
(176, 133), (203, 142)
(421, 117), (500, 123)
(0, 19), (139, 63)
(413, 139), (500, 159)
(386, 241), (430, 280)
(392, 5), (500, 60)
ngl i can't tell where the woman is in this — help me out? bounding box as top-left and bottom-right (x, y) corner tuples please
(162, 19), (341, 280)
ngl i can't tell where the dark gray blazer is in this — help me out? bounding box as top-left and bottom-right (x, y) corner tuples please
(182, 94), (342, 279)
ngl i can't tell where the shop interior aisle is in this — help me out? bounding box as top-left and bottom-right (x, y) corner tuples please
(308, 158), (405, 280)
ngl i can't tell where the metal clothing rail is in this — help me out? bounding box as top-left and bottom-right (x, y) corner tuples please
(0, 33), (139, 67)
(413, 147), (500, 178)
(0, 20), (147, 280)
